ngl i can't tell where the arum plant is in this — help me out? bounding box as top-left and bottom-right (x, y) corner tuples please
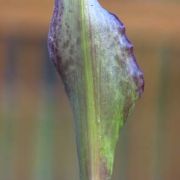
(48, 0), (144, 180)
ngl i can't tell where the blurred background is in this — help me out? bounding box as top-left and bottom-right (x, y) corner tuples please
(0, 0), (180, 180)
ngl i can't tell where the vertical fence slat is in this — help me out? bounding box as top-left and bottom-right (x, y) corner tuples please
(0, 37), (19, 180)
(154, 46), (170, 180)
(32, 39), (57, 180)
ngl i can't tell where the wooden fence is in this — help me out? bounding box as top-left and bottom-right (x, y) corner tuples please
(0, 1), (180, 180)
